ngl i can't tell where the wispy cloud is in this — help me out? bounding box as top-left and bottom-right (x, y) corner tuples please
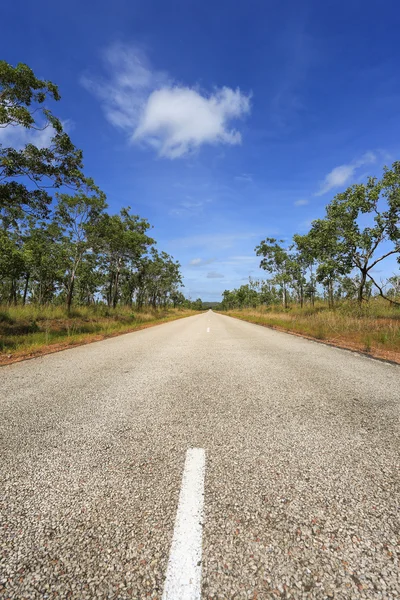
(207, 271), (224, 279)
(189, 257), (216, 266)
(0, 123), (56, 150)
(168, 231), (261, 250)
(315, 152), (376, 196)
(234, 173), (253, 183)
(230, 255), (258, 261)
(82, 42), (251, 159)
(169, 197), (212, 217)
(294, 199), (309, 206)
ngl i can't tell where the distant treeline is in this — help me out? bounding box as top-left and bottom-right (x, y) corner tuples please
(222, 163), (400, 310)
(0, 61), (189, 312)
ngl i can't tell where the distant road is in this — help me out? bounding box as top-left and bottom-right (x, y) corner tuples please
(1, 311), (399, 599)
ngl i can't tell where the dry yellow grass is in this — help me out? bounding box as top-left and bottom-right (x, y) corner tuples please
(223, 301), (400, 363)
(0, 305), (198, 364)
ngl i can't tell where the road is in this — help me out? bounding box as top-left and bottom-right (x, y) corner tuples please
(1, 311), (399, 599)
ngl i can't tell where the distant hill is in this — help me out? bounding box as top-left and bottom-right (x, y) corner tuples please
(201, 302), (222, 310)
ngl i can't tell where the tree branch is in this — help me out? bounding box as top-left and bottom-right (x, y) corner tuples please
(368, 249), (399, 270)
(366, 272), (400, 306)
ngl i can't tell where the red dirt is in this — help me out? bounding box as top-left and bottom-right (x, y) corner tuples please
(227, 315), (400, 366)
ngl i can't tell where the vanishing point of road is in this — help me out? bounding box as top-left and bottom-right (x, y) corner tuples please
(1, 311), (399, 599)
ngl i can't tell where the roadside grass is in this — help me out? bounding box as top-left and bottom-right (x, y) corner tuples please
(223, 300), (400, 362)
(0, 305), (198, 364)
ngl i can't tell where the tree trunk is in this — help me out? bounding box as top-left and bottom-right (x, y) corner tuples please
(328, 280), (334, 309)
(66, 275), (75, 314)
(9, 279), (18, 305)
(107, 276), (113, 307)
(112, 269), (120, 309)
(112, 260), (121, 309)
(22, 273), (30, 305)
(358, 270), (367, 305)
(282, 286), (287, 309)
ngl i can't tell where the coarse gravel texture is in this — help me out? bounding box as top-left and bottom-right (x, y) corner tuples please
(0, 310), (399, 599)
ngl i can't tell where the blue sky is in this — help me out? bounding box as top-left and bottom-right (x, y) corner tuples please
(1, 0), (400, 300)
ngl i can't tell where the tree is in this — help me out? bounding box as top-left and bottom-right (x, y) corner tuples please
(0, 228), (25, 304)
(255, 238), (292, 308)
(387, 275), (400, 298)
(299, 221), (351, 308)
(170, 290), (186, 308)
(55, 182), (107, 312)
(192, 298), (203, 311)
(22, 220), (63, 305)
(0, 61), (84, 222)
(292, 234), (317, 306)
(98, 209), (154, 308)
(317, 164), (400, 305)
(139, 249), (183, 308)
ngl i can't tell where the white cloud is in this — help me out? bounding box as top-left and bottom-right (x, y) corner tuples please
(189, 257), (215, 266)
(82, 42), (251, 158)
(228, 255), (258, 261)
(0, 123), (55, 150)
(294, 199), (309, 206)
(207, 271), (224, 279)
(316, 152), (376, 196)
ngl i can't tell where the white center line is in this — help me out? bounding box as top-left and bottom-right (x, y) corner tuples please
(162, 448), (206, 600)
(206, 327), (210, 333)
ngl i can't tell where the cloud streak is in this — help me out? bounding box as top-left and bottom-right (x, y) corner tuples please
(316, 152), (376, 196)
(82, 42), (251, 158)
(189, 258), (216, 266)
(0, 123), (56, 150)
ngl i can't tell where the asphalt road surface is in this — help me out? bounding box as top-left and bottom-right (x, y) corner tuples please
(1, 311), (399, 599)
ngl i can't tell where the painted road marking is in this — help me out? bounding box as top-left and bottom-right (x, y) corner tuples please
(162, 448), (205, 600)
(207, 327), (210, 333)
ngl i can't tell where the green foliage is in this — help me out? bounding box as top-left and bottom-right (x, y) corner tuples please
(0, 61), (188, 314)
(245, 163), (400, 310)
(0, 61), (84, 220)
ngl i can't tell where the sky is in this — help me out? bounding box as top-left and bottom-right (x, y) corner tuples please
(1, 0), (400, 300)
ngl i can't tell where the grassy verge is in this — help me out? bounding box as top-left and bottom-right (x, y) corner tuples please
(0, 305), (198, 365)
(222, 301), (400, 364)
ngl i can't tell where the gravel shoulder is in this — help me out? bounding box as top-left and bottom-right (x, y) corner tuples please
(1, 311), (399, 599)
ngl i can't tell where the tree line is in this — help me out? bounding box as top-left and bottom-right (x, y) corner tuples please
(222, 164), (400, 310)
(0, 61), (186, 311)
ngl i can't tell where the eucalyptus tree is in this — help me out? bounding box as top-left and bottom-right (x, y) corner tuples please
(0, 228), (25, 304)
(74, 253), (102, 306)
(387, 275), (400, 298)
(55, 182), (107, 312)
(292, 233), (317, 306)
(170, 290), (186, 308)
(299, 220), (350, 308)
(314, 163), (400, 305)
(98, 208), (154, 308)
(221, 289), (236, 310)
(0, 61), (84, 222)
(255, 238), (292, 308)
(141, 249), (183, 308)
(21, 219), (64, 305)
